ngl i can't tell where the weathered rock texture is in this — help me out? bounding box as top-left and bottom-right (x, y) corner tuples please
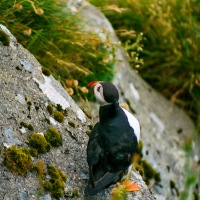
(68, 1), (197, 200)
(0, 24), (155, 200)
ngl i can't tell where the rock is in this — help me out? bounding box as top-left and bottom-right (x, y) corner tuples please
(69, 1), (197, 199)
(0, 24), (154, 200)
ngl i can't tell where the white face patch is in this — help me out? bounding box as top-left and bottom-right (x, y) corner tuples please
(93, 83), (112, 106)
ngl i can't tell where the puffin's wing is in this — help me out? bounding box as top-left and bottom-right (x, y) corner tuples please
(86, 123), (102, 187)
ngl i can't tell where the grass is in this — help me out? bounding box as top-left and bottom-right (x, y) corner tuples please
(89, 0), (200, 125)
(0, 0), (116, 100)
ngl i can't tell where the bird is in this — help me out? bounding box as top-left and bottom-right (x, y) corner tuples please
(85, 81), (141, 196)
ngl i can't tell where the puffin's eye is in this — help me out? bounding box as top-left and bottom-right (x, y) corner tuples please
(97, 86), (101, 92)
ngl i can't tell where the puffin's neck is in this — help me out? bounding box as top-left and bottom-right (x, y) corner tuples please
(99, 102), (119, 122)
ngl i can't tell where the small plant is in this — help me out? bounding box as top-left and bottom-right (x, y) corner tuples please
(43, 165), (67, 199)
(0, 29), (10, 46)
(27, 124), (34, 131)
(20, 121), (34, 131)
(29, 133), (50, 153)
(29, 148), (38, 157)
(47, 103), (54, 115)
(4, 146), (34, 176)
(54, 111), (64, 123)
(68, 121), (76, 128)
(44, 127), (62, 147)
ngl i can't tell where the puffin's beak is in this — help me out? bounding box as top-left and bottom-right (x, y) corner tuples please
(88, 81), (99, 89)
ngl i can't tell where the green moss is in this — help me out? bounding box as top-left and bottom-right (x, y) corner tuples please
(27, 124), (34, 131)
(136, 141), (143, 156)
(134, 163), (144, 176)
(72, 189), (79, 197)
(154, 172), (161, 182)
(68, 121), (76, 128)
(42, 67), (51, 76)
(170, 180), (179, 196)
(29, 148), (38, 157)
(44, 127), (62, 147)
(4, 146), (34, 176)
(27, 101), (32, 106)
(54, 111), (64, 123)
(47, 104), (54, 115)
(141, 160), (161, 185)
(86, 130), (92, 136)
(82, 109), (92, 119)
(43, 181), (53, 191)
(0, 30), (10, 46)
(43, 165), (67, 199)
(20, 122), (34, 131)
(56, 104), (63, 112)
(20, 121), (28, 128)
(29, 133), (50, 153)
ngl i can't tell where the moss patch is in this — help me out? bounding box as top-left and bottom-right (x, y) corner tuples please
(29, 133), (50, 153)
(133, 141), (161, 185)
(20, 121), (34, 131)
(0, 29), (10, 46)
(4, 146), (34, 176)
(44, 127), (62, 147)
(43, 165), (67, 199)
(54, 111), (64, 123)
(47, 103), (54, 115)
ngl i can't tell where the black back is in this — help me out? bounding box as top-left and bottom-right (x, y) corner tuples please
(85, 102), (138, 195)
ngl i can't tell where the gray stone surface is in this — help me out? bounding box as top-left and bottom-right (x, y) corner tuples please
(70, 1), (198, 200)
(0, 24), (154, 200)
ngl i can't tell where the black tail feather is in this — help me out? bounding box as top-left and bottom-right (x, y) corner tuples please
(85, 171), (122, 196)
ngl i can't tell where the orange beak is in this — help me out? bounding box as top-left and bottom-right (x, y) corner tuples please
(88, 81), (99, 89)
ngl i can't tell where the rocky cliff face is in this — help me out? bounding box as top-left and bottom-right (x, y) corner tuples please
(0, 24), (155, 200)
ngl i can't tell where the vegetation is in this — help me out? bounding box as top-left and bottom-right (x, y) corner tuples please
(43, 165), (67, 199)
(0, 30), (10, 46)
(88, 0), (200, 125)
(4, 146), (34, 176)
(29, 133), (50, 153)
(0, 0), (116, 100)
(54, 110), (64, 123)
(44, 127), (62, 147)
(47, 103), (54, 115)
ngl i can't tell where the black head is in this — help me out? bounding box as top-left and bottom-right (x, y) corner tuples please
(88, 81), (119, 106)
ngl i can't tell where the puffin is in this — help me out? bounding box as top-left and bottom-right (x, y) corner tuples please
(85, 81), (141, 196)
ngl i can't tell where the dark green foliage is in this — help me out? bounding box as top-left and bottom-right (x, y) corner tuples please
(68, 121), (76, 128)
(42, 67), (51, 76)
(54, 111), (64, 123)
(44, 127), (62, 147)
(4, 146), (34, 175)
(29, 133), (50, 153)
(20, 121), (34, 131)
(27, 124), (34, 131)
(20, 121), (28, 128)
(141, 160), (161, 185)
(0, 29), (10, 46)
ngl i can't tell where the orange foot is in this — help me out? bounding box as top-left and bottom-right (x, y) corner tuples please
(119, 180), (141, 192)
